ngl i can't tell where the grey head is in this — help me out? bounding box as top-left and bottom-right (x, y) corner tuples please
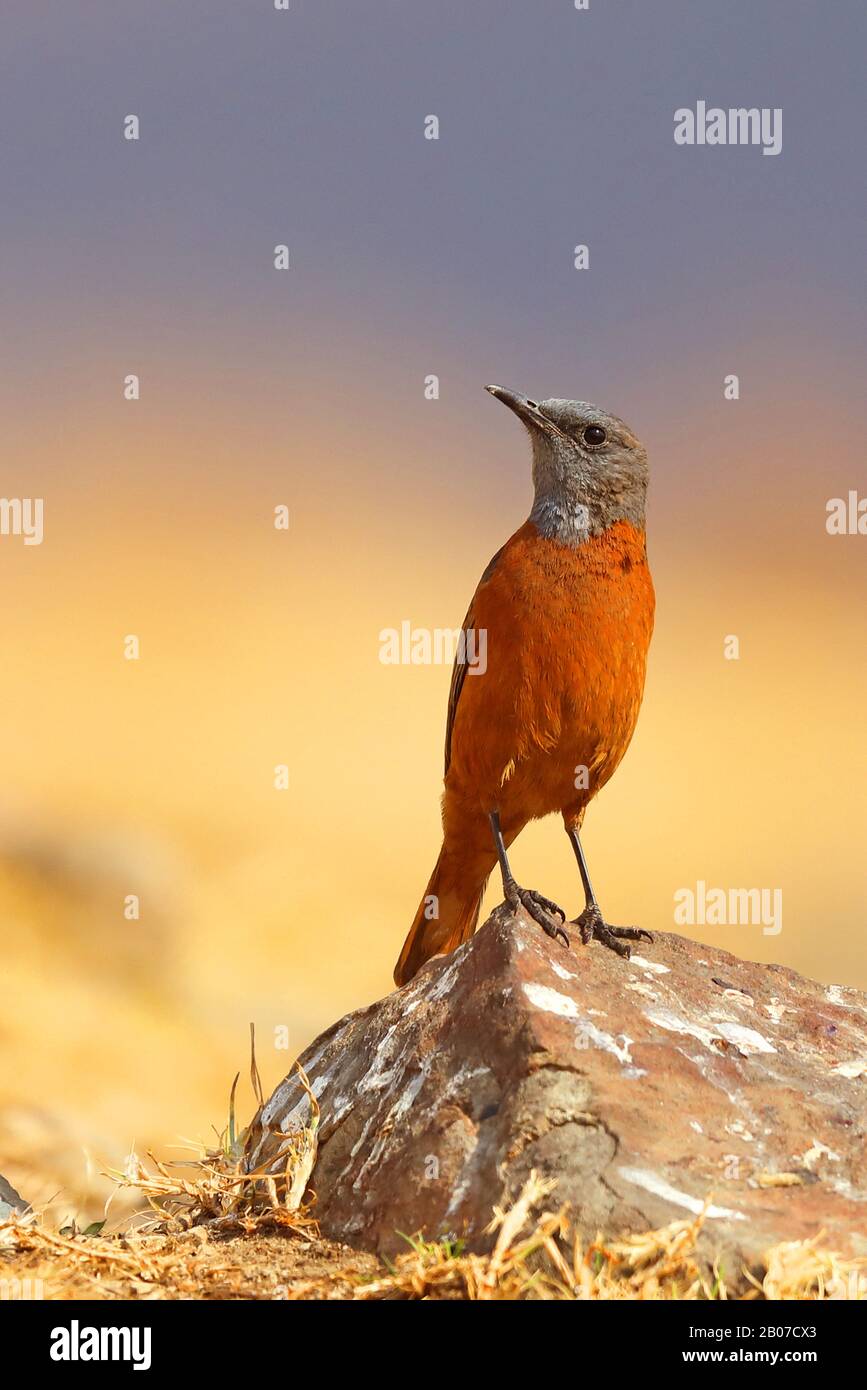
(485, 385), (648, 544)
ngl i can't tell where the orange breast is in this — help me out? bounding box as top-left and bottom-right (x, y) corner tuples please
(445, 519), (655, 827)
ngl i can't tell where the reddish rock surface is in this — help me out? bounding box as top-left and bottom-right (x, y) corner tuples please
(247, 908), (867, 1272)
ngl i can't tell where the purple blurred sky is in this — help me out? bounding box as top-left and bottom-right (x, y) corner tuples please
(1, 0), (864, 502)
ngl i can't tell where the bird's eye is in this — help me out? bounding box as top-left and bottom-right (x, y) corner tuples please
(582, 425), (607, 447)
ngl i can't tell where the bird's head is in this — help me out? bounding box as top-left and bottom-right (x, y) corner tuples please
(485, 384), (648, 544)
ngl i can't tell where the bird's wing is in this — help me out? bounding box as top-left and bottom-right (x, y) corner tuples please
(444, 542), (505, 776)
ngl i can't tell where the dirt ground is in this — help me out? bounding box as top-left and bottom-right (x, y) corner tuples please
(2, 1226), (383, 1301)
(5, 1210), (865, 1302)
(4, 1142), (864, 1303)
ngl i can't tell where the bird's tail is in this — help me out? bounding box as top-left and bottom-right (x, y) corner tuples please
(393, 843), (489, 987)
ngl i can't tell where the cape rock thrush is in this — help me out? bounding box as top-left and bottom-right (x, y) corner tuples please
(394, 386), (655, 986)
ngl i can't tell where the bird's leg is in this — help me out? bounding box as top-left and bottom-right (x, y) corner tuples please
(566, 826), (653, 959)
(489, 811), (570, 948)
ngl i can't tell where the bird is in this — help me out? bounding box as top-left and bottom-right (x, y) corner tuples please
(394, 385), (655, 987)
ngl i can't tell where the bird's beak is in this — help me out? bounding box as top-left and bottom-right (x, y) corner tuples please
(484, 384), (567, 440)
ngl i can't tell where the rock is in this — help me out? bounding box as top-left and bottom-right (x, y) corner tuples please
(247, 908), (867, 1274)
(0, 1172), (29, 1222)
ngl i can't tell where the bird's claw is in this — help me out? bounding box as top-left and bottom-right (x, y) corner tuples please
(573, 904), (653, 959)
(506, 884), (570, 948)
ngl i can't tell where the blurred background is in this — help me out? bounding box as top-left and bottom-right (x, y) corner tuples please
(0, 1), (865, 1221)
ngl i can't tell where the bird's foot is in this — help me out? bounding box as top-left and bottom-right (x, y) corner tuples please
(504, 881), (570, 948)
(573, 904), (653, 960)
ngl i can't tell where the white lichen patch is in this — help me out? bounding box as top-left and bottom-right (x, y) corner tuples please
(645, 1007), (776, 1058)
(824, 984), (867, 1012)
(688, 1051), (745, 1107)
(444, 1063), (490, 1097)
(625, 981), (658, 1000)
(723, 989), (754, 1007)
(708, 1007), (743, 1025)
(269, 1069), (333, 1134)
(523, 982), (581, 1019)
(716, 1022), (776, 1055)
(350, 1065), (430, 1190)
(427, 959), (461, 1002)
(832, 1059), (867, 1078)
(522, 982), (637, 1067)
(631, 955), (669, 975)
(617, 1166), (746, 1221)
(357, 1024), (402, 1094)
(389, 1069), (427, 1124)
(328, 1093), (355, 1125)
(763, 997), (792, 1024)
(444, 1174), (473, 1218)
(725, 1119), (755, 1142)
(577, 1022), (637, 1067)
(644, 1007), (719, 1051)
(799, 1139), (841, 1171)
(830, 1178), (867, 1202)
(261, 1023), (354, 1131)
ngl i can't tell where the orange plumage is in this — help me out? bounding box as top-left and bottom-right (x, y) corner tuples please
(395, 388), (655, 985)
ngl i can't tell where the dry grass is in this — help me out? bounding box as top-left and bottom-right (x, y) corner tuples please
(752, 1233), (867, 1301)
(104, 1047), (320, 1239)
(353, 1172), (716, 1301)
(3, 1050), (865, 1302)
(348, 1174), (867, 1302)
(4, 1170), (866, 1301)
(0, 1056), (332, 1300)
